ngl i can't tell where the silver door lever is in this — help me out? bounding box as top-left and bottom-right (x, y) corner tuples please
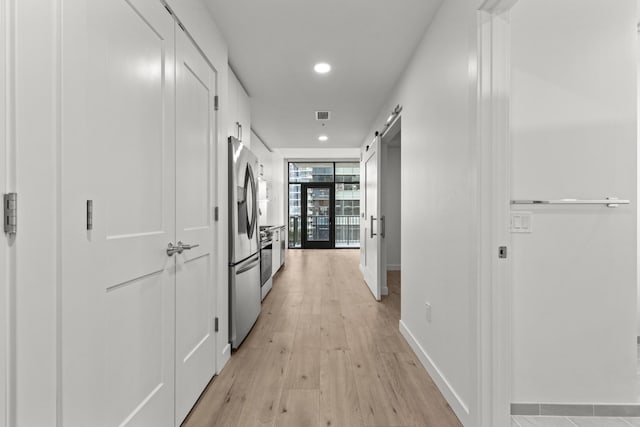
(178, 241), (199, 251)
(167, 242), (181, 256)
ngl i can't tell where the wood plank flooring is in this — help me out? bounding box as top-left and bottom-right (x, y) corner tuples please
(183, 249), (462, 427)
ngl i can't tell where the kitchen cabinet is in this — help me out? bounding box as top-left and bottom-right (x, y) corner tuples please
(228, 68), (250, 147)
(272, 227), (281, 276)
(279, 225), (286, 268)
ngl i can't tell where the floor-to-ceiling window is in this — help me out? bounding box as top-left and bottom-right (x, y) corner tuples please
(288, 162), (360, 249)
(334, 162), (360, 248)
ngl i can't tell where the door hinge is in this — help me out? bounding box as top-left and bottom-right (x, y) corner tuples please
(163, 4), (172, 15)
(3, 193), (17, 235)
(214, 317), (219, 332)
(178, 22), (185, 32)
(214, 95), (219, 111)
(214, 206), (219, 221)
(86, 200), (93, 231)
(498, 246), (507, 259)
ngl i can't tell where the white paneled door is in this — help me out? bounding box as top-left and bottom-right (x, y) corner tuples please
(62, 1), (216, 426)
(362, 136), (382, 300)
(175, 26), (217, 425)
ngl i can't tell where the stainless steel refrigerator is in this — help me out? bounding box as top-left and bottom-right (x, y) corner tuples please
(228, 136), (261, 349)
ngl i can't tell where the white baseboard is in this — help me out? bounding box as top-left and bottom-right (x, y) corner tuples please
(381, 286), (389, 296)
(217, 343), (231, 374)
(399, 320), (470, 425)
(387, 264), (401, 271)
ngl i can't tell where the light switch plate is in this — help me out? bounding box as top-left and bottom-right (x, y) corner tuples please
(425, 302), (432, 323)
(510, 211), (532, 233)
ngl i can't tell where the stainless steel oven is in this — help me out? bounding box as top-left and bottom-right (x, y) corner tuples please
(259, 230), (273, 300)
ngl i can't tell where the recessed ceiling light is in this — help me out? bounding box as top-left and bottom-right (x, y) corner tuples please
(314, 63), (331, 74)
(318, 135), (329, 142)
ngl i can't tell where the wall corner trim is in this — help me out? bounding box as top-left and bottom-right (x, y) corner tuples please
(217, 343), (231, 374)
(399, 320), (470, 423)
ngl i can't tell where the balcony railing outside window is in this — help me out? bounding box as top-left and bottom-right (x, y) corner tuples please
(335, 215), (360, 248)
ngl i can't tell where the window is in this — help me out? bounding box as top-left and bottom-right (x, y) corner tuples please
(288, 162), (360, 248)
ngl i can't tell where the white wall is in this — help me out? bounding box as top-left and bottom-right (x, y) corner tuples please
(268, 152), (285, 227)
(361, 0), (480, 423)
(384, 144), (401, 270)
(510, 0), (638, 404)
(250, 130), (273, 226)
(637, 0), (640, 340)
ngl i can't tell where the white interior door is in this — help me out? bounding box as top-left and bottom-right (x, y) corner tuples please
(174, 25), (217, 425)
(362, 136), (382, 300)
(62, 1), (176, 425)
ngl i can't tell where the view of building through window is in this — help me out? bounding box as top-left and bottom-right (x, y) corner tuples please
(288, 162), (360, 248)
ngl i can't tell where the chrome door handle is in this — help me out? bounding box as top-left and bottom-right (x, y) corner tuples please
(178, 241), (199, 251)
(167, 242), (181, 256)
(370, 215), (377, 238)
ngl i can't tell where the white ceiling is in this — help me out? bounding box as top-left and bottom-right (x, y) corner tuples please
(205, 0), (443, 149)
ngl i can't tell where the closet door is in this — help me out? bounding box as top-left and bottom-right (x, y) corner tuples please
(174, 25), (217, 425)
(61, 0), (176, 425)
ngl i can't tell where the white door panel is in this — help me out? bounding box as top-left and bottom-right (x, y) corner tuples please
(175, 26), (217, 425)
(63, 0), (176, 425)
(362, 137), (382, 300)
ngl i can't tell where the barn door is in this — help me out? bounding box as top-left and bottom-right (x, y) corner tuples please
(362, 136), (382, 300)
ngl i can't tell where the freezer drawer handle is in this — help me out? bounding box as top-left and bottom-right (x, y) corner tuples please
(236, 256), (260, 275)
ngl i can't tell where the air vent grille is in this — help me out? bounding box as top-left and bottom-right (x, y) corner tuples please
(315, 111), (331, 121)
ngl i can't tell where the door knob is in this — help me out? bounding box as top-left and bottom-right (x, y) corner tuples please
(178, 241), (199, 251)
(167, 242), (181, 256)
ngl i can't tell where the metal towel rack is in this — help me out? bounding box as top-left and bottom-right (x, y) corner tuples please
(511, 198), (630, 208)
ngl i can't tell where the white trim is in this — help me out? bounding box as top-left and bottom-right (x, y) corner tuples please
(0, 0), (14, 425)
(399, 320), (470, 424)
(476, 1), (518, 426)
(386, 264), (401, 271)
(0, 0), (7, 423)
(380, 286), (388, 296)
(217, 343), (231, 374)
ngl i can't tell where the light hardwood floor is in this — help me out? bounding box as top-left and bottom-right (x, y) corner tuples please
(183, 249), (462, 427)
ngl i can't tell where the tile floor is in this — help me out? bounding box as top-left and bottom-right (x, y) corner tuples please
(511, 345), (640, 426)
(511, 416), (640, 426)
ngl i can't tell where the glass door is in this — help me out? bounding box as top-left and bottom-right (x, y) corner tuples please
(301, 184), (334, 249)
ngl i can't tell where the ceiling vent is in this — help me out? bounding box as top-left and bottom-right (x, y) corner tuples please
(315, 111), (331, 121)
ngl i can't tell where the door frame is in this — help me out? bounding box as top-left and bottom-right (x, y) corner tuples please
(476, 1), (518, 426)
(0, 0), (13, 424)
(301, 183), (335, 249)
(378, 115), (402, 297)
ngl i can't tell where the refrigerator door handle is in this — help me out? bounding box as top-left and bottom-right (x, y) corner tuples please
(236, 255), (260, 275)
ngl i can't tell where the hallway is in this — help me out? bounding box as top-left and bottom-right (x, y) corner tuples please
(183, 250), (461, 426)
